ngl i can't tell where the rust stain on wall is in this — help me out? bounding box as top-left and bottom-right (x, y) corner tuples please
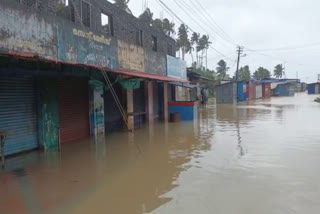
(118, 40), (144, 73)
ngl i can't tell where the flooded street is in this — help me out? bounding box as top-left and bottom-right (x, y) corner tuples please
(1, 93), (320, 214)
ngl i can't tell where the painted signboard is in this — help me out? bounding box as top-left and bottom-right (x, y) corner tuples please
(167, 55), (187, 80)
(144, 50), (166, 75)
(118, 40), (144, 72)
(0, 1), (57, 59)
(58, 22), (118, 69)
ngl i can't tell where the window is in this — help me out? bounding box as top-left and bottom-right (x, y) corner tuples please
(69, 0), (75, 22)
(101, 12), (114, 36)
(81, 1), (91, 27)
(167, 44), (173, 56)
(65, 0), (69, 6)
(152, 36), (157, 52)
(136, 30), (143, 47)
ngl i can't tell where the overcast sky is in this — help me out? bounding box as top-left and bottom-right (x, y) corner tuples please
(123, 0), (320, 83)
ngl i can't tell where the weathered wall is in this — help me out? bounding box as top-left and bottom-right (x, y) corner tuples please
(87, 0), (176, 56)
(118, 40), (144, 73)
(0, 1), (57, 59)
(144, 50), (166, 75)
(167, 55), (187, 80)
(11, 0), (176, 57)
(2, 0), (177, 76)
(58, 21), (118, 68)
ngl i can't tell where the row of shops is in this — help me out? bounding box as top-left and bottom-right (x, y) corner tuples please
(0, 57), (193, 157)
(215, 79), (301, 104)
(0, 1), (195, 158)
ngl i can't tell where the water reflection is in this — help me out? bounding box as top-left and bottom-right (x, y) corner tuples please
(1, 94), (320, 214)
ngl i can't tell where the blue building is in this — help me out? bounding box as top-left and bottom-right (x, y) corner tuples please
(273, 82), (296, 97)
(307, 82), (320, 94)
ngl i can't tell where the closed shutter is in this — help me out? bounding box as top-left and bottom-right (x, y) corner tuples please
(0, 76), (38, 156)
(58, 78), (89, 144)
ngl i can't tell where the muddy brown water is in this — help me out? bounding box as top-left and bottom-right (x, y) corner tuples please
(1, 93), (320, 214)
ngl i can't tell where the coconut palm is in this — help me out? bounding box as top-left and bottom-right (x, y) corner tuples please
(191, 32), (200, 67)
(152, 18), (163, 31)
(176, 24), (189, 60)
(216, 59), (229, 80)
(162, 18), (175, 36)
(198, 35), (211, 68)
(185, 39), (194, 65)
(274, 64), (285, 79)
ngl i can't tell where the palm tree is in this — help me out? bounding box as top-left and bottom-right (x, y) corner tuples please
(198, 35), (211, 68)
(139, 8), (153, 26)
(202, 35), (211, 70)
(162, 18), (175, 36)
(216, 60), (229, 80)
(185, 40), (194, 65)
(114, 0), (132, 14)
(177, 24), (189, 60)
(274, 64), (285, 79)
(152, 18), (163, 31)
(191, 32), (200, 67)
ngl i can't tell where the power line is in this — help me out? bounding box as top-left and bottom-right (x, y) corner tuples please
(193, 0), (237, 45)
(178, 0), (235, 48)
(156, 0), (233, 61)
(173, 0), (234, 52)
(246, 41), (320, 52)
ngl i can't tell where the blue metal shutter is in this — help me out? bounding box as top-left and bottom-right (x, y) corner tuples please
(0, 76), (38, 156)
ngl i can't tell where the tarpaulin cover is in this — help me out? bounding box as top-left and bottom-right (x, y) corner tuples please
(119, 79), (140, 90)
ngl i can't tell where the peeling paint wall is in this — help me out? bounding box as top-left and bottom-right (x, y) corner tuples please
(58, 22), (118, 69)
(118, 40), (144, 73)
(0, 1), (57, 59)
(144, 50), (166, 75)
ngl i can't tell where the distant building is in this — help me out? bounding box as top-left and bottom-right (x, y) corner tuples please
(215, 82), (237, 104)
(308, 82), (320, 94)
(273, 82), (296, 96)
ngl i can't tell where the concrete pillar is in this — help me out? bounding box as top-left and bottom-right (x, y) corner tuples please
(89, 80), (105, 138)
(146, 81), (154, 123)
(163, 82), (168, 122)
(127, 89), (134, 131)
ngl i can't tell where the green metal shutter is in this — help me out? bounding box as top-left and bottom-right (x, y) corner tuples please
(0, 76), (38, 156)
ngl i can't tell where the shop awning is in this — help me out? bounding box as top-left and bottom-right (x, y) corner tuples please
(111, 69), (188, 83)
(3, 52), (189, 83)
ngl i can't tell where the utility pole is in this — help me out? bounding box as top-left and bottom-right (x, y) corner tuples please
(235, 46), (244, 81)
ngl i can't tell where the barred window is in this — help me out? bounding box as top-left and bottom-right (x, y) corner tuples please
(81, 1), (91, 27)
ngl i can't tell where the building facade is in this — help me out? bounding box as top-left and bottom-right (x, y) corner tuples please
(0, 0), (186, 157)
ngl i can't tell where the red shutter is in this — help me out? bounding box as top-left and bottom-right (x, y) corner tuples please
(58, 78), (89, 144)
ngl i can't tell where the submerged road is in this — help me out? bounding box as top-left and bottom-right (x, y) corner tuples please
(1, 93), (320, 214)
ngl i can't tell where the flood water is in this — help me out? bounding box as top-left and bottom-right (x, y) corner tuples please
(1, 93), (320, 214)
